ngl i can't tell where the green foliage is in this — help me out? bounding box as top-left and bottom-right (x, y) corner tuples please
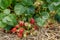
(0, 0), (60, 31)
(2, 14), (17, 25)
(35, 12), (49, 26)
(3, 9), (10, 15)
(21, 0), (33, 6)
(0, 21), (6, 28)
(14, 4), (26, 15)
(0, 13), (17, 29)
(4, 25), (13, 31)
(0, 0), (12, 9)
(55, 8), (60, 23)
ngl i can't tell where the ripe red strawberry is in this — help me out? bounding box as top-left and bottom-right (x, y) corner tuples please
(34, 25), (38, 30)
(11, 28), (16, 33)
(30, 18), (35, 24)
(19, 21), (24, 27)
(19, 28), (24, 34)
(17, 33), (23, 38)
(15, 25), (20, 28)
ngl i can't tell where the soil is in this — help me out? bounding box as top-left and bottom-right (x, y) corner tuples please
(0, 23), (60, 40)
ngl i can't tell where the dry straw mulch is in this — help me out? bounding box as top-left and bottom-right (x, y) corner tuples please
(0, 24), (60, 40)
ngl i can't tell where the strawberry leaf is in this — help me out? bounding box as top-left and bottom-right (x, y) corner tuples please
(2, 14), (17, 25)
(0, 21), (6, 28)
(14, 4), (26, 15)
(0, 0), (12, 9)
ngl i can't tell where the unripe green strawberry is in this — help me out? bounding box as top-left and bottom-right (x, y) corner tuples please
(27, 24), (32, 30)
(30, 33), (33, 36)
(28, 24), (31, 27)
(23, 31), (29, 37)
(23, 33), (27, 37)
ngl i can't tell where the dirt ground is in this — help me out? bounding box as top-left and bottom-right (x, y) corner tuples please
(0, 23), (60, 40)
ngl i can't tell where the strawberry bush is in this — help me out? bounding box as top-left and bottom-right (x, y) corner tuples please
(0, 0), (60, 38)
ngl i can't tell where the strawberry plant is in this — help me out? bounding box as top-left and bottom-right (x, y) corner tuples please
(0, 0), (60, 38)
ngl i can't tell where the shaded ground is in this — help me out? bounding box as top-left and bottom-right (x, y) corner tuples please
(0, 23), (60, 40)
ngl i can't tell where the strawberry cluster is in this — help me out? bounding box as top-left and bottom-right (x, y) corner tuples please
(10, 18), (38, 38)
